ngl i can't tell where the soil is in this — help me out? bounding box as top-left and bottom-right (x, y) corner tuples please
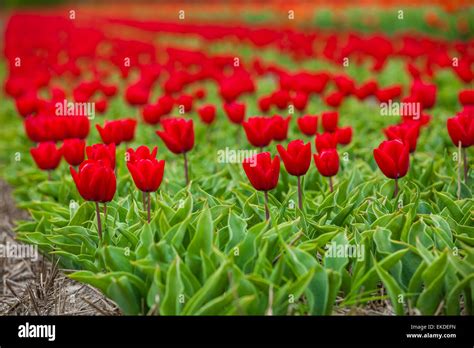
(0, 180), (120, 315)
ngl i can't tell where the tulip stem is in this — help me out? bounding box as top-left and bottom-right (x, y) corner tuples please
(297, 176), (303, 210)
(48, 171), (52, 181)
(264, 191), (270, 221)
(147, 192), (151, 223)
(183, 152), (189, 185)
(457, 141), (462, 200)
(95, 202), (102, 241)
(394, 178), (399, 198)
(462, 147), (468, 183)
(329, 176), (334, 193)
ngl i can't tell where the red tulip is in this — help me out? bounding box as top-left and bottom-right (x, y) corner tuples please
(277, 140), (311, 209)
(127, 154), (165, 223)
(242, 152), (280, 220)
(373, 139), (410, 196)
(96, 121), (124, 145)
(384, 123), (420, 153)
(30, 142), (62, 172)
(16, 91), (39, 117)
(127, 158), (165, 193)
(101, 84), (117, 97)
(258, 96), (271, 113)
(325, 91), (344, 108)
(198, 104), (216, 125)
(156, 118), (194, 184)
(224, 102), (246, 124)
(156, 118), (194, 154)
(121, 118), (137, 142)
(194, 88), (206, 100)
(297, 115), (318, 136)
(313, 149), (339, 192)
(376, 85), (402, 103)
(459, 90), (474, 106)
(65, 116), (90, 139)
(293, 92), (308, 111)
(142, 104), (163, 125)
(271, 115), (291, 141)
(243, 152), (280, 192)
(70, 159), (117, 239)
(447, 112), (473, 185)
(62, 138), (85, 166)
(336, 127), (353, 145)
(242, 117), (273, 149)
(447, 113), (473, 148)
(315, 132), (337, 153)
(125, 84), (149, 106)
(95, 99), (107, 114)
(176, 94), (193, 112)
(158, 95), (174, 115)
(321, 111), (339, 133)
(334, 75), (355, 95)
(70, 160), (116, 203)
(86, 143), (116, 169)
(271, 89), (291, 110)
(277, 140), (311, 177)
(127, 145), (158, 163)
(410, 80), (436, 109)
(354, 80), (378, 100)
(314, 149), (339, 177)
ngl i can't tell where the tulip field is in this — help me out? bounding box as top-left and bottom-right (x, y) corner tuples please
(1, 2), (473, 317)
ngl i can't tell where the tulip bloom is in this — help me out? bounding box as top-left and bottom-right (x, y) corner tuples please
(176, 94), (193, 112)
(315, 132), (338, 153)
(410, 80), (436, 109)
(376, 85), (402, 103)
(70, 159), (116, 239)
(277, 140), (311, 209)
(293, 92), (308, 111)
(258, 96), (271, 113)
(96, 121), (124, 145)
(127, 145), (158, 162)
(373, 139), (410, 197)
(158, 95), (174, 115)
(297, 115), (318, 136)
(314, 149), (339, 192)
(271, 115), (291, 141)
(447, 113), (473, 185)
(224, 102), (245, 124)
(127, 146), (165, 223)
(86, 143), (116, 169)
(142, 104), (163, 125)
(62, 138), (85, 166)
(156, 118), (194, 185)
(459, 90), (474, 106)
(336, 127), (353, 145)
(242, 117), (273, 149)
(242, 152), (280, 220)
(384, 123), (420, 153)
(30, 142), (62, 178)
(321, 111), (339, 133)
(121, 119), (137, 142)
(325, 91), (344, 108)
(198, 104), (216, 125)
